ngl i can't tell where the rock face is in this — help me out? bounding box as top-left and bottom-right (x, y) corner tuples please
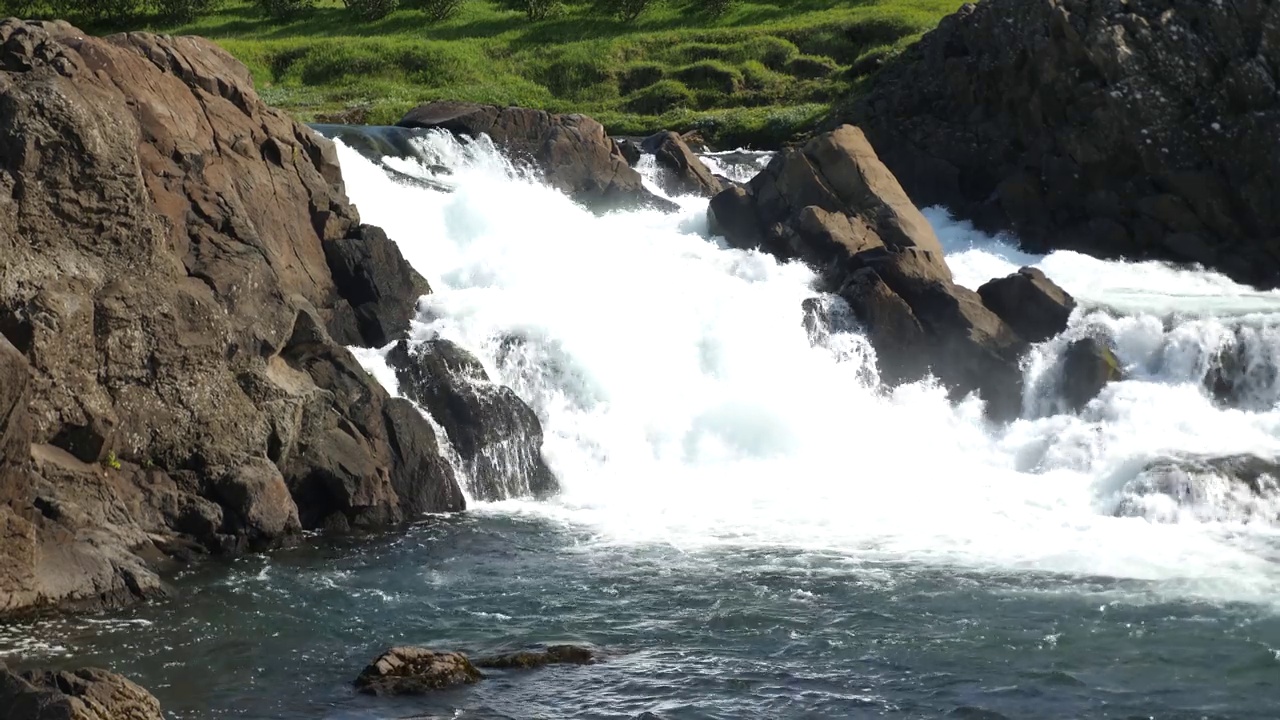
(709, 125), (1039, 420)
(0, 20), (466, 617)
(387, 339), (558, 502)
(355, 648), (483, 696)
(0, 664), (163, 720)
(978, 268), (1076, 344)
(641, 131), (724, 198)
(399, 102), (676, 213)
(847, 0), (1280, 287)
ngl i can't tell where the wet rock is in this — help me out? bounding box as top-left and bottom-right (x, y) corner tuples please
(387, 339), (558, 502)
(846, 0), (1280, 288)
(641, 131), (724, 198)
(978, 267), (1076, 343)
(0, 664), (163, 720)
(615, 138), (643, 167)
(474, 644), (602, 669)
(1115, 454), (1280, 524)
(1061, 338), (1123, 411)
(398, 102), (676, 213)
(0, 19), (465, 617)
(355, 648), (483, 696)
(711, 125), (1027, 420)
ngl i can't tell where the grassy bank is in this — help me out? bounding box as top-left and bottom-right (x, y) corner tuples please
(105, 0), (963, 147)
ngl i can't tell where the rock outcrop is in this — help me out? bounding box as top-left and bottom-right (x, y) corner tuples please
(641, 131), (724, 198)
(978, 268), (1076, 344)
(355, 648), (483, 695)
(387, 339), (558, 502)
(398, 102), (676, 213)
(0, 19), (466, 617)
(1061, 337), (1123, 411)
(0, 664), (163, 720)
(709, 125), (1044, 420)
(474, 644), (602, 669)
(847, 0), (1280, 287)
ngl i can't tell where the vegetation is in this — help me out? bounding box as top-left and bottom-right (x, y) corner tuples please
(1, 0), (966, 148)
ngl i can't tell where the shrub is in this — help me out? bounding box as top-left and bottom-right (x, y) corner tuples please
(497, 0), (560, 20)
(624, 78), (693, 114)
(256, 0), (316, 20)
(594, 0), (658, 23)
(737, 35), (798, 71)
(672, 60), (740, 94)
(704, 0), (734, 17)
(152, 0), (222, 22)
(46, 0), (145, 22)
(0, 0), (42, 17)
(404, 0), (465, 22)
(538, 56), (612, 99)
(786, 54), (837, 80)
(343, 0), (397, 20)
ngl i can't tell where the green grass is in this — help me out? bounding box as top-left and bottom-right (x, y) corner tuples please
(88, 0), (965, 148)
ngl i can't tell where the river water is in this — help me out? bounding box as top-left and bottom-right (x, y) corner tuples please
(4, 129), (1280, 719)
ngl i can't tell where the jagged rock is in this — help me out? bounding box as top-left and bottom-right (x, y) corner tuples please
(641, 131), (724, 197)
(615, 138), (642, 167)
(0, 665), (163, 720)
(387, 339), (558, 502)
(847, 0), (1280, 288)
(322, 224), (432, 348)
(978, 267), (1076, 343)
(474, 644), (601, 669)
(354, 648), (483, 696)
(710, 125), (1027, 420)
(1061, 337), (1123, 411)
(398, 101), (676, 213)
(0, 20), (464, 617)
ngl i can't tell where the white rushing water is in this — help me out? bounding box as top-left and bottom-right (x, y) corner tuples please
(336, 131), (1280, 607)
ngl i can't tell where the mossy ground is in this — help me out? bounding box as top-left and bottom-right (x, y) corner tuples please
(110, 0), (964, 148)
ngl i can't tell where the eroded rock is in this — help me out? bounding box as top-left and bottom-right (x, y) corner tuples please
(0, 664), (163, 720)
(641, 131), (724, 198)
(1061, 337), (1124, 411)
(978, 267), (1076, 344)
(355, 648), (483, 696)
(475, 644), (602, 669)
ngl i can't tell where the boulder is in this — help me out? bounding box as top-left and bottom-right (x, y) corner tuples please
(1061, 337), (1124, 411)
(846, 0), (1280, 288)
(387, 339), (558, 501)
(0, 665), (163, 720)
(978, 267), (1076, 343)
(641, 131), (724, 198)
(355, 648), (483, 696)
(399, 101), (676, 213)
(1114, 454), (1280, 523)
(474, 644), (601, 669)
(710, 125), (1029, 420)
(0, 20), (465, 617)
(615, 138), (643, 167)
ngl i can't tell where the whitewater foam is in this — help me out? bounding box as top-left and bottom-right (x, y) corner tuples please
(334, 130), (1280, 607)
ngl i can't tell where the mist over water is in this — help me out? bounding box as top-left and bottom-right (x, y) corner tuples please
(340, 131), (1280, 606)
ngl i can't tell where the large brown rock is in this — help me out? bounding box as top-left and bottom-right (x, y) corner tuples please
(398, 101), (676, 213)
(846, 0), (1280, 287)
(709, 125), (1030, 419)
(0, 664), (163, 720)
(978, 267), (1076, 344)
(0, 20), (465, 617)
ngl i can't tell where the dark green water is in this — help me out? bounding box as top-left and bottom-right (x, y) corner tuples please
(6, 511), (1279, 719)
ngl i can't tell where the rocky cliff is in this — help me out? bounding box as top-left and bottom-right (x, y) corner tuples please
(847, 0), (1280, 287)
(0, 19), (470, 617)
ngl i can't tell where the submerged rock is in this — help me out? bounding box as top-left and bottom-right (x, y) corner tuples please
(641, 131), (724, 198)
(0, 19), (465, 617)
(709, 125), (1032, 420)
(1061, 338), (1124, 411)
(0, 664), (163, 720)
(1114, 454), (1280, 524)
(847, 0), (1280, 288)
(978, 268), (1076, 344)
(387, 339), (558, 502)
(474, 644), (602, 669)
(355, 648), (483, 696)
(398, 101), (676, 213)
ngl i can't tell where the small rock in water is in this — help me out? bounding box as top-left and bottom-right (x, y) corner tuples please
(354, 648), (483, 696)
(1061, 337), (1123, 411)
(474, 644), (602, 669)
